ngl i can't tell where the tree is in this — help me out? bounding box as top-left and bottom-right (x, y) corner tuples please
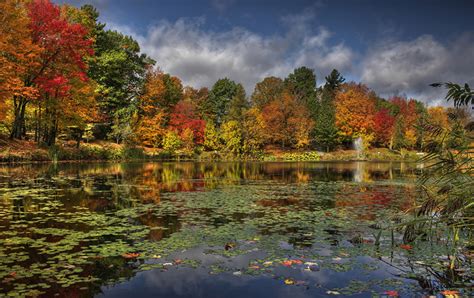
(226, 84), (248, 123)
(251, 77), (284, 109)
(221, 120), (242, 155)
(314, 90), (339, 152)
(335, 83), (376, 143)
(160, 73), (183, 112)
(135, 68), (167, 147)
(88, 25), (154, 129)
(373, 108), (395, 147)
(324, 69), (345, 92)
(183, 86), (209, 119)
(284, 67), (318, 119)
(162, 130), (182, 153)
(262, 91), (314, 148)
(203, 122), (220, 151)
(242, 107), (266, 155)
(314, 70), (345, 151)
(205, 78), (239, 127)
(169, 99), (206, 145)
(7, 0), (94, 140)
(390, 97), (419, 149)
(0, 0), (40, 111)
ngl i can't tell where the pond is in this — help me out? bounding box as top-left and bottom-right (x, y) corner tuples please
(0, 161), (470, 297)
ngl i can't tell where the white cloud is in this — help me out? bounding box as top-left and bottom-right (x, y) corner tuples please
(361, 34), (474, 105)
(107, 9), (474, 106)
(113, 15), (353, 95)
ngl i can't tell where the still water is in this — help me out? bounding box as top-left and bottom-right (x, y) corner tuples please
(0, 162), (467, 297)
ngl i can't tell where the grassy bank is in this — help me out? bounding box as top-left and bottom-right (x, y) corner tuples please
(0, 138), (422, 163)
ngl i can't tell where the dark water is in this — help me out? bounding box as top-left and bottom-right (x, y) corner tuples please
(0, 162), (470, 297)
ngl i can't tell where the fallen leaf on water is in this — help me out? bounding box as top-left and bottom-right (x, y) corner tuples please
(284, 278), (295, 285)
(122, 253), (140, 259)
(281, 259), (303, 267)
(263, 261), (273, 266)
(174, 259), (183, 265)
(440, 290), (460, 298)
(400, 244), (413, 250)
(383, 290), (399, 297)
(152, 255), (162, 259)
(249, 265), (260, 270)
(9, 272), (16, 277)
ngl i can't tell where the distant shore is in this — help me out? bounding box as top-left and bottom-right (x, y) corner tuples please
(0, 139), (422, 164)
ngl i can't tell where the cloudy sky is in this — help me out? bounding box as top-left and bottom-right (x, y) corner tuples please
(56, 0), (474, 105)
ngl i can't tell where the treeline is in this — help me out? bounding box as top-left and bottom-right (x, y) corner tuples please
(0, 0), (470, 157)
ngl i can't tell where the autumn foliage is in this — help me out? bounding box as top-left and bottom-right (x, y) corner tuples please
(335, 83), (376, 141)
(0, 0), (463, 156)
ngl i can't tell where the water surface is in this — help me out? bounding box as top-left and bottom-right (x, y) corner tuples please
(0, 162), (468, 297)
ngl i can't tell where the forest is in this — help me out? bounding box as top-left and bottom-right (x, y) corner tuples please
(0, 0), (471, 161)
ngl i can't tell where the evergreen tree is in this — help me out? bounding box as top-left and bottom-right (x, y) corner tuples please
(314, 90), (339, 152)
(284, 67), (318, 118)
(314, 69), (345, 151)
(226, 84), (248, 123)
(205, 78), (239, 127)
(324, 69), (345, 92)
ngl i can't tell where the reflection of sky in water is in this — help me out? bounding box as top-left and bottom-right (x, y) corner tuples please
(100, 254), (410, 298)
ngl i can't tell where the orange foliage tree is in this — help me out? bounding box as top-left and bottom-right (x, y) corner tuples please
(135, 68), (167, 147)
(0, 0), (40, 121)
(335, 83), (376, 143)
(262, 91), (314, 148)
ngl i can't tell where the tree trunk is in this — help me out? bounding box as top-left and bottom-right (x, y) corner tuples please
(10, 97), (28, 140)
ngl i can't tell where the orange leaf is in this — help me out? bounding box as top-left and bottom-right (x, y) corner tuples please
(399, 244), (413, 250)
(122, 253), (140, 259)
(383, 290), (399, 297)
(441, 290), (460, 297)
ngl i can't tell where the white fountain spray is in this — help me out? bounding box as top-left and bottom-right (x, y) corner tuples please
(354, 136), (363, 160)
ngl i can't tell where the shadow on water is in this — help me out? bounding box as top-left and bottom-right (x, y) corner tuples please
(0, 161), (470, 297)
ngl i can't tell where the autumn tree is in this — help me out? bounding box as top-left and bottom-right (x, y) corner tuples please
(262, 91), (314, 148)
(183, 86), (209, 119)
(135, 68), (167, 147)
(373, 108), (395, 147)
(169, 100), (206, 145)
(390, 97), (419, 149)
(242, 107), (267, 154)
(221, 120), (243, 155)
(251, 77), (284, 109)
(0, 0), (41, 127)
(335, 83), (376, 145)
(7, 0), (94, 140)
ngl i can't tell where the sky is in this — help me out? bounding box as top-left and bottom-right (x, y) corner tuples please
(56, 0), (474, 106)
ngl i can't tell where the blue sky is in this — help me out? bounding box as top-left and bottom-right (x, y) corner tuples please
(57, 0), (474, 105)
